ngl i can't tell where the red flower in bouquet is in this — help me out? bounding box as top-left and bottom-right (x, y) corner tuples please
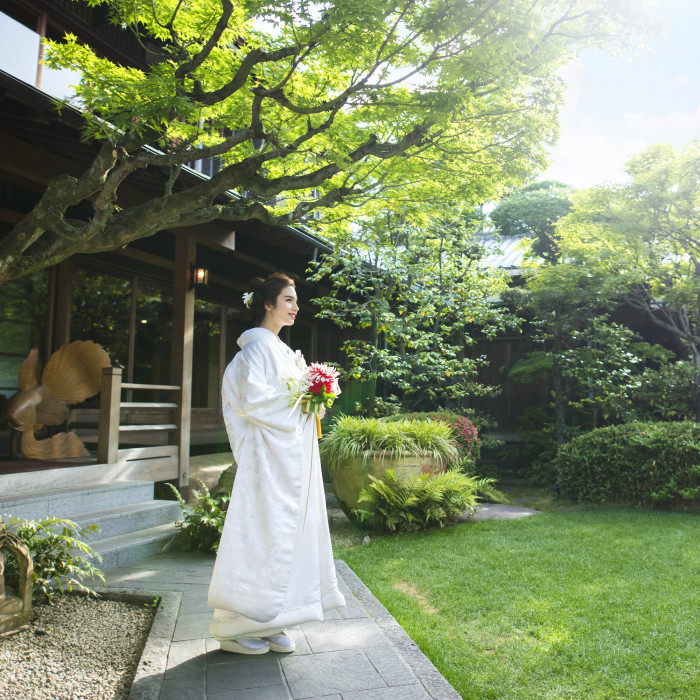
(306, 363), (341, 400)
(300, 363), (341, 415)
(286, 362), (341, 416)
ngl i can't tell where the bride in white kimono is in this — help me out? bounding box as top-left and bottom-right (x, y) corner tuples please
(208, 272), (345, 655)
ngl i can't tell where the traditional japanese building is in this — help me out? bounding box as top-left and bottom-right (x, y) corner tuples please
(0, 0), (341, 520)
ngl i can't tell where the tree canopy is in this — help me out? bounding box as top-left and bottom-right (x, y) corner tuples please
(0, 0), (652, 283)
(310, 205), (516, 411)
(556, 141), (700, 415)
(490, 180), (575, 261)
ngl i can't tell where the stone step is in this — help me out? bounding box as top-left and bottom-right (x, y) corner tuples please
(92, 522), (180, 571)
(70, 500), (183, 541)
(0, 481), (155, 522)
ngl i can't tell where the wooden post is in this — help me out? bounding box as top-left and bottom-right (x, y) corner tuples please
(35, 13), (47, 89)
(171, 235), (195, 496)
(53, 259), (73, 350)
(98, 367), (122, 464)
(219, 304), (227, 401)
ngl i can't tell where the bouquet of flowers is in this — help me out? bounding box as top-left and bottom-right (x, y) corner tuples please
(294, 363), (341, 413)
(287, 362), (341, 436)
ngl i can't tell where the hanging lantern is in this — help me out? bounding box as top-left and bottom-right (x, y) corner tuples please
(0, 522), (33, 638)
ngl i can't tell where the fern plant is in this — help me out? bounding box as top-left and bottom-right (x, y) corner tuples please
(354, 469), (504, 534)
(168, 478), (230, 553)
(2, 515), (105, 603)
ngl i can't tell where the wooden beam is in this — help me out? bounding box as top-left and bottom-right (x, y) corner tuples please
(53, 259), (73, 350)
(121, 383), (180, 391)
(118, 423), (177, 432)
(170, 233), (195, 493)
(232, 249), (314, 287)
(118, 445), (178, 461)
(0, 207), (25, 224)
(97, 366), (122, 464)
(219, 304), (227, 401)
(112, 246), (175, 271)
(119, 402), (178, 408)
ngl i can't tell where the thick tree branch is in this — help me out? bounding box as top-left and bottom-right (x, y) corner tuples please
(191, 45), (302, 105)
(627, 292), (700, 347)
(132, 129), (255, 167)
(174, 0), (234, 83)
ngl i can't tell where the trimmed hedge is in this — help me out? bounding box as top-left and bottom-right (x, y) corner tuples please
(555, 421), (700, 506)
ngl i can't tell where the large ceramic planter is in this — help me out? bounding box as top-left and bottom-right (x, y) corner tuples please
(330, 451), (445, 525)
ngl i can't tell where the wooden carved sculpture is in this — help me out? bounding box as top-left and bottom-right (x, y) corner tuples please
(5, 341), (111, 460)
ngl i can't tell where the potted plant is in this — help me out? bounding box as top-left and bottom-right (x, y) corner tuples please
(321, 416), (459, 524)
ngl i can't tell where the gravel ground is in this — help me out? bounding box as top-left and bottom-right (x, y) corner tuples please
(0, 594), (155, 700)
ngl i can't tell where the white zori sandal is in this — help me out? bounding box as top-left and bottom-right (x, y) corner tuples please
(262, 630), (296, 653)
(219, 637), (270, 655)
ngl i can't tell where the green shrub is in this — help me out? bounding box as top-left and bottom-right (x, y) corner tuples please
(168, 478), (229, 553)
(320, 416), (459, 471)
(2, 515), (104, 603)
(354, 395), (403, 417)
(628, 361), (697, 422)
(354, 468), (504, 533)
(555, 421), (700, 506)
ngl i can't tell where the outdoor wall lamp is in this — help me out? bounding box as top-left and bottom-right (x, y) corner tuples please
(190, 264), (209, 288)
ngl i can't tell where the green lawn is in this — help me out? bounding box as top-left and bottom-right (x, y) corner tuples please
(335, 508), (700, 699)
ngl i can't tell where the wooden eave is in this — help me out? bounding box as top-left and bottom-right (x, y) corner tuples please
(0, 69), (333, 263)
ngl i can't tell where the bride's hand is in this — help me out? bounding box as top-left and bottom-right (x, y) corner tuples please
(318, 405), (327, 419)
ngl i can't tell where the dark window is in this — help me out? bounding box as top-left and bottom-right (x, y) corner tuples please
(71, 268), (131, 369)
(0, 271), (48, 398)
(192, 300), (222, 408)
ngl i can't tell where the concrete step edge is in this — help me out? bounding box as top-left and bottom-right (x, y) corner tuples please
(69, 500), (182, 525)
(1, 482), (156, 522)
(0, 480), (154, 509)
(70, 500), (183, 541)
(92, 522), (181, 555)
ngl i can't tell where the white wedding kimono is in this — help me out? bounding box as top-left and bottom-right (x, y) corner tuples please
(208, 327), (345, 639)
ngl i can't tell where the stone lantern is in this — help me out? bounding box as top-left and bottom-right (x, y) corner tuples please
(0, 521), (33, 638)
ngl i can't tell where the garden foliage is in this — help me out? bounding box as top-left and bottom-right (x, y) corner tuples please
(354, 468), (502, 533)
(555, 421), (700, 505)
(383, 411), (482, 467)
(320, 416), (459, 471)
(2, 515), (104, 603)
(556, 142), (700, 418)
(1, 0), (651, 284)
(169, 478), (229, 553)
(309, 211), (515, 412)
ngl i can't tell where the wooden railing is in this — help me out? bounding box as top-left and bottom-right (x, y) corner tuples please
(97, 367), (186, 485)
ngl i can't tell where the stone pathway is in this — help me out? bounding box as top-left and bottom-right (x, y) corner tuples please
(104, 553), (461, 699)
(472, 503), (539, 520)
(103, 501), (538, 699)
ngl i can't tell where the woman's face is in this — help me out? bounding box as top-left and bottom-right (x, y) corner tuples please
(264, 285), (298, 330)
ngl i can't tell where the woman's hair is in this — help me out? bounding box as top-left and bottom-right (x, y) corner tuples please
(248, 272), (296, 325)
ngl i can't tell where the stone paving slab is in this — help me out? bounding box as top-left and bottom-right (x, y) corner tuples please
(103, 553), (461, 699)
(472, 504), (538, 520)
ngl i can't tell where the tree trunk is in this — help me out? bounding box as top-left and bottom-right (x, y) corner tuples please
(552, 354), (566, 446)
(692, 345), (700, 421)
(366, 307), (379, 415)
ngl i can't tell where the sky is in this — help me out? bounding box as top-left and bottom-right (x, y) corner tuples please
(540, 0), (700, 189)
